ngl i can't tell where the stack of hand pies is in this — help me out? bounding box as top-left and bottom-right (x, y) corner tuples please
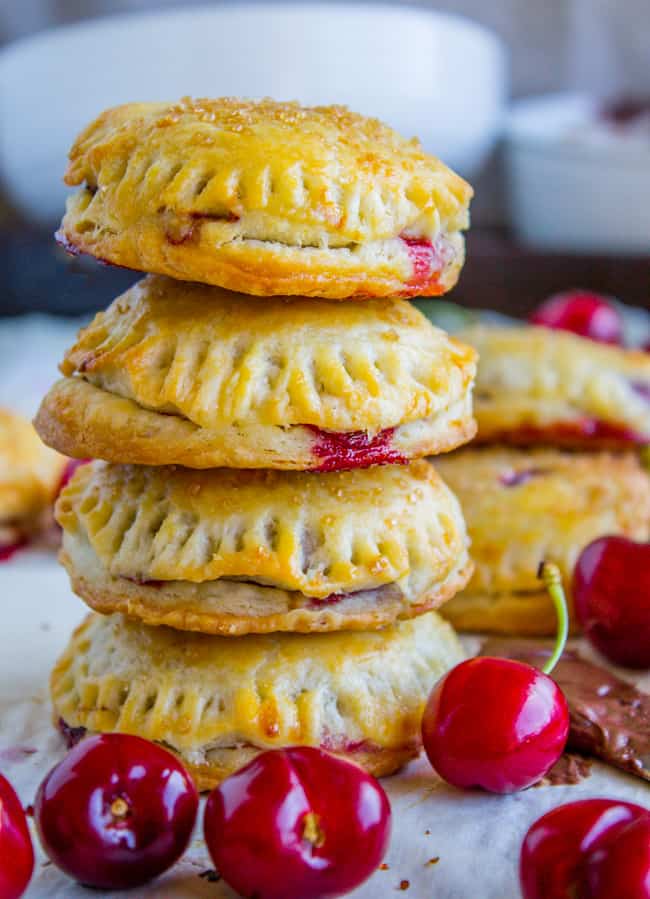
(35, 98), (478, 788)
(436, 324), (650, 635)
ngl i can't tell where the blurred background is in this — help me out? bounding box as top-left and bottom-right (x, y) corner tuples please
(0, 0), (648, 317)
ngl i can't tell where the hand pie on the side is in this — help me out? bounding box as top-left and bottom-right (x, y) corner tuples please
(56, 460), (472, 634)
(35, 276), (477, 470)
(51, 611), (464, 788)
(435, 448), (650, 634)
(56, 97), (472, 299)
(0, 408), (65, 546)
(461, 325), (650, 448)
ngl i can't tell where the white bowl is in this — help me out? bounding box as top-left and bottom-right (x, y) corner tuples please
(505, 93), (650, 255)
(0, 2), (506, 225)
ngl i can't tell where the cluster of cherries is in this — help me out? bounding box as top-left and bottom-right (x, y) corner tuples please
(1, 545), (647, 898)
(1, 289), (648, 897)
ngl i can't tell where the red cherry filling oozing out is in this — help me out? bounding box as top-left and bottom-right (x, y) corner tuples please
(421, 656), (569, 793)
(520, 798), (650, 899)
(501, 419), (648, 447)
(400, 234), (454, 294)
(203, 746), (391, 899)
(0, 773), (34, 899)
(35, 733), (198, 890)
(308, 426), (407, 471)
(573, 536), (650, 668)
(529, 291), (623, 345)
(0, 539), (27, 563)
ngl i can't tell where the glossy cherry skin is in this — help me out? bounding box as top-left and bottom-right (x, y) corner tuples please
(421, 657), (569, 793)
(203, 746), (391, 899)
(582, 814), (650, 899)
(520, 798), (649, 899)
(0, 773), (34, 899)
(574, 536), (650, 668)
(35, 733), (198, 889)
(530, 291), (622, 344)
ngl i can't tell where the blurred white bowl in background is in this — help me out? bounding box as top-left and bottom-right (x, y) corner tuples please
(505, 93), (650, 255)
(0, 2), (506, 226)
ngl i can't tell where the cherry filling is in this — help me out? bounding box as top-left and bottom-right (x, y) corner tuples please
(57, 718), (87, 749)
(400, 234), (455, 293)
(500, 468), (547, 488)
(124, 576), (164, 588)
(630, 381), (650, 403)
(308, 593), (345, 608)
(165, 211), (239, 245)
(308, 426), (407, 472)
(57, 718), (409, 760)
(0, 538), (27, 563)
(501, 420), (648, 446)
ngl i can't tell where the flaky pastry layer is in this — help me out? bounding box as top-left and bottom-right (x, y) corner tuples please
(56, 460), (470, 602)
(36, 377), (476, 471)
(51, 611), (464, 787)
(60, 275), (477, 434)
(461, 325), (650, 447)
(57, 97), (472, 298)
(60, 528), (473, 634)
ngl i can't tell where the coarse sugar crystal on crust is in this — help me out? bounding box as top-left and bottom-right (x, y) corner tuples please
(57, 97), (472, 299)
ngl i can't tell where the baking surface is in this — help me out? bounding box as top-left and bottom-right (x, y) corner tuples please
(0, 313), (648, 898)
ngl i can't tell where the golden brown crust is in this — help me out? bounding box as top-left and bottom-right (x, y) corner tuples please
(60, 276), (478, 434)
(461, 325), (650, 447)
(35, 377), (477, 470)
(58, 98), (471, 298)
(177, 744), (419, 790)
(59, 534), (473, 634)
(436, 448), (650, 634)
(0, 408), (65, 537)
(55, 459), (471, 621)
(51, 612), (464, 785)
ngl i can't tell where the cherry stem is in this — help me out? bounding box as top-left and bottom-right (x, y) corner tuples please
(538, 561), (569, 676)
(302, 812), (325, 849)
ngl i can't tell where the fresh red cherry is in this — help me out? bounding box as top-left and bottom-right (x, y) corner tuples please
(520, 798), (649, 899)
(203, 746), (391, 899)
(0, 773), (34, 899)
(574, 536), (650, 668)
(35, 733), (198, 889)
(422, 562), (570, 793)
(530, 290), (623, 344)
(582, 814), (650, 899)
(421, 656), (569, 792)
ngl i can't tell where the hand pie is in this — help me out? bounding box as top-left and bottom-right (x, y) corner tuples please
(461, 325), (650, 448)
(56, 460), (472, 635)
(34, 276), (477, 470)
(0, 408), (65, 546)
(51, 611), (464, 788)
(435, 448), (650, 634)
(56, 97), (472, 299)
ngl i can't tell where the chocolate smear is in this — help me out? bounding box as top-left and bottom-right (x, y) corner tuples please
(535, 753), (593, 787)
(481, 640), (650, 782)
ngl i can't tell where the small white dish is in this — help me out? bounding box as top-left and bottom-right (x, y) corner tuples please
(505, 93), (650, 255)
(0, 2), (506, 226)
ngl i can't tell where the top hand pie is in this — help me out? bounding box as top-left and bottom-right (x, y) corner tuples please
(56, 97), (472, 299)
